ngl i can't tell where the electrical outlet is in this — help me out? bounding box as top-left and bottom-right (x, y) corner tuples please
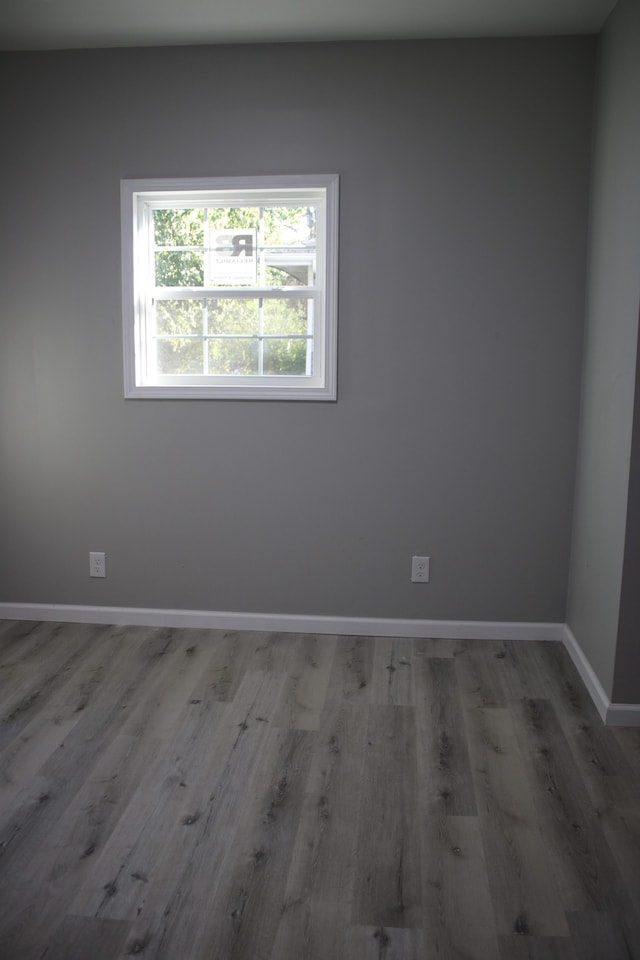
(89, 551), (106, 578)
(411, 555), (430, 583)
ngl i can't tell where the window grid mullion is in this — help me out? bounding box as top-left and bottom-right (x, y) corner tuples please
(153, 287), (317, 300)
(202, 208), (209, 376)
(203, 299), (209, 376)
(146, 205), (158, 383)
(258, 206), (264, 376)
(154, 333), (313, 341)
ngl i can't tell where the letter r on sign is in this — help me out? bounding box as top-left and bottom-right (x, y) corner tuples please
(231, 234), (253, 257)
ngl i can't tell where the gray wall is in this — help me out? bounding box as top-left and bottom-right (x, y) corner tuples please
(615, 312), (640, 703)
(0, 39), (594, 621)
(567, 0), (640, 701)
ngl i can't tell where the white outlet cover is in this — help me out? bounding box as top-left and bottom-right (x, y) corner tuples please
(89, 551), (106, 577)
(411, 555), (430, 583)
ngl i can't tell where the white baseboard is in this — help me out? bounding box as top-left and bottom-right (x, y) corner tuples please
(1, 603), (637, 725)
(561, 625), (640, 727)
(605, 702), (640, 726)
(561, 625), (610, 723)
(0, 602), (564, 642)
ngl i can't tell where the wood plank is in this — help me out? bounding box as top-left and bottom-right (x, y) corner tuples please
(17, 915), (130, 960)
(455, 645), (508, 709)
(114, 628), (217, 740)
(63, 748), (194, 921)
(0, 620), (86, 682)
(186, 628), (261, 702)
(370, 637), (415, 706)
(351, 705), (421, 928)
(600, 808), (640, 923)
(68, 667), (284, 922)
(456, 639), (510, 658)
(96, 669), (288, 955)
(415, 656), (477, 814)
(0, 621), (102, 750)
(270, 699), (369, 959)
(565, 910), (639, 960)
(509, 697), (605, 912)
(413, 637), (459, 658)
(28, 623), (133, 718)
(0, 620), (60, 678)
(0, 734), (166, 957)
(342, 925), (424, 959)
(272, 633), (337, 730)
(125, 718), (312, 959)
(245, 631), (300, 675)
(526, 641), (601, 725)
(493, 641), (550, 701)
(421, 815), (500, 959)
(46, 733), (167, 855)
(564, 718), (637, 812)
(0, 629), (228, 952)
(0, 618), (28, 645)
(498, 934), (578, 959)
(0, 629), (182, 859)
(519, 643), (639, 812)
(0, 845), (64, 952)
(0, 713), (79, 806)
(510, 697), (640, 951)
(0, 625), (152, 809)
(322, 635), (373, 707)
(265, 636), (374, 957)
(184, 727), (315, 960)
(612, 726), (640, 781)
(465, 706), (569, 936)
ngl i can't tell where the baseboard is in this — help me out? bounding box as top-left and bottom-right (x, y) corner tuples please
(561, 625), (610, 722)
(2, 603), (636, 725)
(561, 625), (640, 727)
(0, 602), (565, 642)
(605, 703), (640, 726)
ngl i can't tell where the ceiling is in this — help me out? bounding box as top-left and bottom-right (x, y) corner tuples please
(0, 0), (618, 52)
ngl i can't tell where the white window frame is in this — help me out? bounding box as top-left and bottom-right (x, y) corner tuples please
(121, 175), (339, 400)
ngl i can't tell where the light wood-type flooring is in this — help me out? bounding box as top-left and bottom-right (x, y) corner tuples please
(0, 620), (639, 959)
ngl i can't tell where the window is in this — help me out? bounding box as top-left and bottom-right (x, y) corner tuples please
(121, 175), (339, 400)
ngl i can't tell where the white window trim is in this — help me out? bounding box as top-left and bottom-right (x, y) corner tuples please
(121, 175), (338, 401)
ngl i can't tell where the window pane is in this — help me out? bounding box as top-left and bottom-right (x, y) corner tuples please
(263, 207), (316, 287)
(157, 338), (204, 375)
(155, 251), (204, 287)
(264, 263), (314, 287)
(263, 298), (310, 336)
(208, 230), (257, 287)
(263, 206), (316, 246)
(156, 299), (203, 336)
(208, 298), (259, 336)
(263, 338), (310, 376)
(154, 208), (204, 247)
(208, 338), (259, 376)
(206, 207), (260, 231)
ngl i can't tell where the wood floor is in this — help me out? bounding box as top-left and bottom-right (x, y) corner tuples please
(0, 621), (639, 960)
